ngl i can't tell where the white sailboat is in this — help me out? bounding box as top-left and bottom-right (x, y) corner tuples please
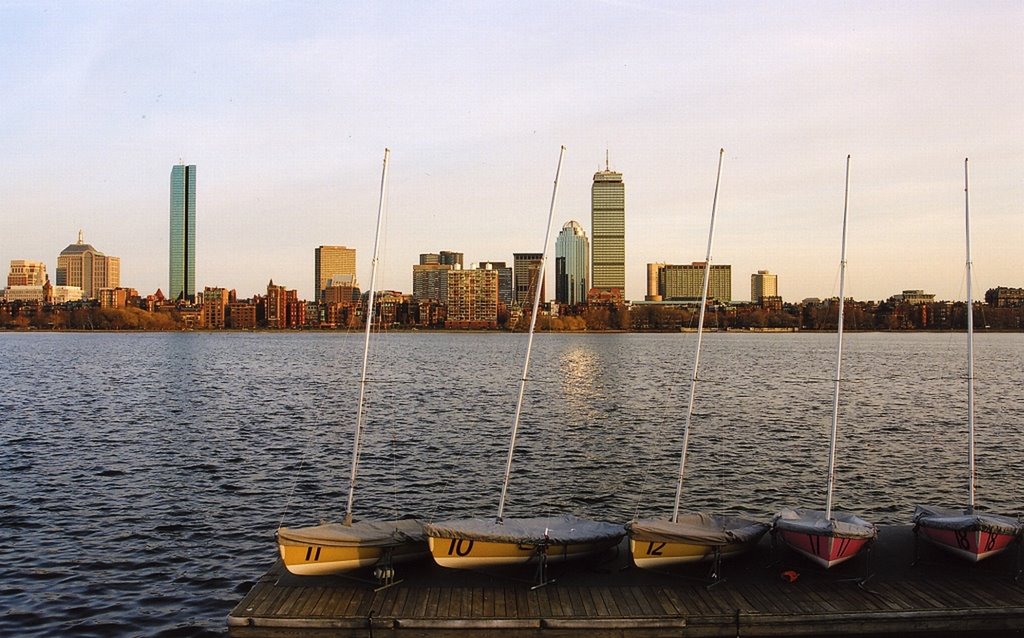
(276, 149), (428, 576)
(627, 149), (768, 574)
(773, 155), (877, 569)
(912, 158), (1023, 562)
(424, 147), (624, 578)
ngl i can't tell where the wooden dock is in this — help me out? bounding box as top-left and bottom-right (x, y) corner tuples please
(228, 525), (1024, 637)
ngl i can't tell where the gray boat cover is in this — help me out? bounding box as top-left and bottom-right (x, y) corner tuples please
(913, 505), (1023, 535)
(773, 508), (877, 540)
(278, 519), (426, 547)
(424, 514), (625, 545)
(628, 513), (769, 545)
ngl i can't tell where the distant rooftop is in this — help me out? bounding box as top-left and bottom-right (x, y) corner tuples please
(59, 230), (104, 256)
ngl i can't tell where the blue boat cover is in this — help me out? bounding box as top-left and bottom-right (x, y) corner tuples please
(424, 514), (625, 545)
(913, 505), (1023, 536)
(628, 512), (769, 545)
(278, 519), (425, 547)
(773, 508), (877, 540)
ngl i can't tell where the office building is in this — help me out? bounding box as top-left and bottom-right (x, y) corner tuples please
(889, 289), (936, 305)
(446, 265), (499, 328)
(513, 252), (545, 306)
(7, 260), (47, 287)
(98, 287), (137, 309)
(652, 262), (732, 302)
(420, 251), (464, 267)
(227, 302), (257, 329)
(3, 286), (46, 302)
(263, 281), (302, 329)
(4, 283), (82, 304)
(645, 263), (665, 301)
(986, 287), (1024, 307)
(591, 156), (625, 294)
(555, 221), (589, 306)
(412, 263), (453, 303)
(56, 231), (120, 299)
(751, 270), (779, 303)
(478, 261), (513, 305)
(315, 246), (356, 301)
(203, 287), (230, 328)
(169, 164), (197, 302)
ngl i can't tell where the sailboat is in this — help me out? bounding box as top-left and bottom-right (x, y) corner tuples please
(773, 155), (877, 569)
(627, 149), (769, 573)
(424, 147), (624, 576)
(912, 158), (1023, 562)
(276, 149), (428, 576)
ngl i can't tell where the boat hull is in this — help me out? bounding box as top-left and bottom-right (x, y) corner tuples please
(628, 514), (769, 569)
(425, 515), (625, 570)
(915, 525), (1017, 563)
(773, 508), (876, 569)
(776, 529), (872, 569)
(278, 539), (427, 576)
(428, 535), (620, 569)
(277, 519), (428, 576)
(912, 507), (1022, 563)
(630, 537), (757, 568)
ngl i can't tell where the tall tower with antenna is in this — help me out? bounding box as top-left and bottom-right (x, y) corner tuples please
(591, 151), (625, 296)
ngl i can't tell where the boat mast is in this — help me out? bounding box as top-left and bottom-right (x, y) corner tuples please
(964, 157), (975, 514)
(344, 148), (390, 526)
(825, 154), (851, 521)
(671, 148), (724, 523)
(496, 145), (566, 524)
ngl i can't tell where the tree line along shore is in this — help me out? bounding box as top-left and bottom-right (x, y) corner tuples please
(3, 297), (1023, 332)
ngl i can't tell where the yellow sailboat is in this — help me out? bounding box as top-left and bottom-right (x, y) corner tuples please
(276, 149), (428, 577)
(424, 147), (624, 581)
(627, 150), (768, 577)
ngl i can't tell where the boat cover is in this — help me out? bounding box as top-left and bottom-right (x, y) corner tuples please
(628, 513), (769, 545)
(773, 508), (876, 540)
(424, 514), (625, 545)
(913, 505), (1023, 536)
(278, 518), (426, 547)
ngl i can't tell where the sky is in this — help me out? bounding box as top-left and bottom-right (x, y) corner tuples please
(2, 1), (1022, 303)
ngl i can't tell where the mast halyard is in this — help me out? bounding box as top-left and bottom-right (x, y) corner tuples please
(824, 154), (851, 521)
(496, 145), (566, 524)
(671, 148), (724, 524)
(964, 157), (975, 514)
(344, 148), (390, 526)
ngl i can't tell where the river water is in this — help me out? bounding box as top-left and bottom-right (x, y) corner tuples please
(1, 331), (1022, 636)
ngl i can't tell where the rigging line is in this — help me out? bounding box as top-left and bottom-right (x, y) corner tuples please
(631, 455), (655, 523)
(278, 329), (359, 529)
(389, 400), (400, 520)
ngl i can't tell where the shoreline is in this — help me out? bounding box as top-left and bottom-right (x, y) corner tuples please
(4, 327), (1024, 334)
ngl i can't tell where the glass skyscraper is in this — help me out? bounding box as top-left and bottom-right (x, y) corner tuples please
(555, 220), (589, 306)
(591, 160), (625, 294)
(169, 164), (196, 302)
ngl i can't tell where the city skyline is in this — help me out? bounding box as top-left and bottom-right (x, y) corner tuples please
(2, 3), (1022, 303)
